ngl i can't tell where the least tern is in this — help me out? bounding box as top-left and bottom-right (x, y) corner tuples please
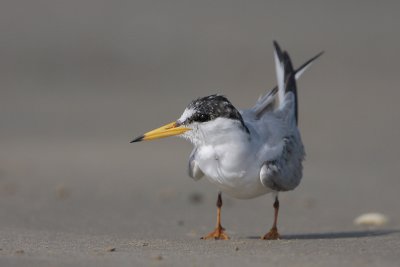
(131, 41), (322, 240)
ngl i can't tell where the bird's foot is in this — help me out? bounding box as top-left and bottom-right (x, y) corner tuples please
(261, 227), (280, 240)
(201, 226), (230, 240)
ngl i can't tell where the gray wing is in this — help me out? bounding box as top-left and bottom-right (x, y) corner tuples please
(259, 42), (308, 191)
(252, 87), (278, 119)
(260, 135), (305, 191)
(188, 148), (204, 181)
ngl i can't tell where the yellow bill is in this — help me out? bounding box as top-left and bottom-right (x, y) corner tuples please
(130, 122), (191, 143)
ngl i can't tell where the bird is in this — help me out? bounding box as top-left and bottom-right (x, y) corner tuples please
(131, 41), (322, 240)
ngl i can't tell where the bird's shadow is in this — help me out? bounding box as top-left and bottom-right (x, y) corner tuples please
(246, 229), (399, 240)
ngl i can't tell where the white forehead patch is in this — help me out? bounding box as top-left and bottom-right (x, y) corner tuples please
(177, 108), (195, 123)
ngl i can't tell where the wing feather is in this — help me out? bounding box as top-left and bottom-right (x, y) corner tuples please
(260, 135), (304, 191)
(188, 148), (204, 180)
(251, 42), (323, 119)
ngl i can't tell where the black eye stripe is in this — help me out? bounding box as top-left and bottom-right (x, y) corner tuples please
(185, 94), (249, 133)
(198, 113), (210, 122)
(186, 113), (210, 123)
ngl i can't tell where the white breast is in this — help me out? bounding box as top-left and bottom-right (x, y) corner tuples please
(196, 143), (272, 199)
(183, 117), (274, 199)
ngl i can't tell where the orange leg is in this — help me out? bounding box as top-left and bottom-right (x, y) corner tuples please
(262, 196), (281, 240)
(201, 192), (230, 240)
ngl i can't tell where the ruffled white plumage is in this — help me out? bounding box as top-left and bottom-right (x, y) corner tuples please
(182, 43), (319, 199)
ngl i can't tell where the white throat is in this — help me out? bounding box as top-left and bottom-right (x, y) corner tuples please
(181, 117), (249, 147)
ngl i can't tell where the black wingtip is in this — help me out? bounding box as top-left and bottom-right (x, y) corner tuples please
(294, 50), (324, 76)
(130, 135), (144, 143)
(305, 50), (324, 65)
(273, 40), (284, 59)
(316, 50), (325, 58)
(272, 40), (280, 49)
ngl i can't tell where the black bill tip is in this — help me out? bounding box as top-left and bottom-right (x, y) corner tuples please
(130, 135), (144, 143)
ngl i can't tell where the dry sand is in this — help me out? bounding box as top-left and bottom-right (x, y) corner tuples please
(1, 1), (400, 266)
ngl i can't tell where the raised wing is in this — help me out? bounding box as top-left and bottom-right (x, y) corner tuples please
(251, 42), (323, 119)
(258, 41), (320, 191)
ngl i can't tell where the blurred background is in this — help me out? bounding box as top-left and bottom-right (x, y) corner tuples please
(1, 0), (399, 238)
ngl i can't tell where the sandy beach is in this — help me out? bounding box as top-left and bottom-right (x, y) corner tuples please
(1, 1), (400, 266)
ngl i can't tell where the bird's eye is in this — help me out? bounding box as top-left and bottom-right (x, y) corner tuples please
(197, 113), (209, 122)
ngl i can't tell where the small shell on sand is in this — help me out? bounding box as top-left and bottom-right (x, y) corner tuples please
(354, 213), (388, 226)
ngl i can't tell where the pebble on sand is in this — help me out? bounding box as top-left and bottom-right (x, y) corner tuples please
(154, 255), (163, 260)
(56, 185), (71, 200)
(354, 213), (388, 226)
